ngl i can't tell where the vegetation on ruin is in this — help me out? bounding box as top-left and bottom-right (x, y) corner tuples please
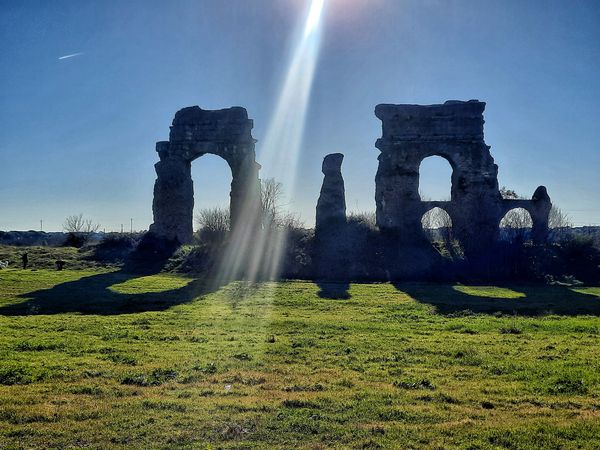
(0, 268), (599, 448)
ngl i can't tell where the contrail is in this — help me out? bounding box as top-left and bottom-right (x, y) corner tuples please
(58, 52), (84, 60)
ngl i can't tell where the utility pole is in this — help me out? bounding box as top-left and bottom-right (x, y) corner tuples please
(130, 218), (133, 234)
(120, 224), (123, 233)
(40, 219), (43, 232)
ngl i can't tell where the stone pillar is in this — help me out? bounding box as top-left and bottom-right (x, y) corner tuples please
(150, 155), (193, 244)
(374, 150), (421, 238)
(530, 185), (551, 244)
(229, 155), (262, 232)
(316, 153), (346, 230)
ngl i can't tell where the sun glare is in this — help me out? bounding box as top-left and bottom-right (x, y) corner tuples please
(305, 0), (326, 36)
(215, 0), (327, 287)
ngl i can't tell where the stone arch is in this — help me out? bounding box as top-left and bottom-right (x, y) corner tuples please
(421, 206), (453, 229)
(421, 206), (453, 241)
(374, 101), (503, 255)
(499, 186), (552, 244)
(149, 106), (261, 244)
(499, 207), (533, 242)
(417, 154), (455, 201)
(191, 153), (233, 231)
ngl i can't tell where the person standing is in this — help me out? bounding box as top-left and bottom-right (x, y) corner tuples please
(21, 252), (28, 269)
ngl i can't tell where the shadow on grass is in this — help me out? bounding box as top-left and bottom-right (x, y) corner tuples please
(395, 283), (600, 316)
(0, 270), (223, 316)
(316, 281), (351, 299)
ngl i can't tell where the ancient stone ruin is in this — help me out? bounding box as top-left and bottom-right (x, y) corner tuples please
(316, 153), (346, 230)
(151, 100), (551, 270)
(150, 106), (261, 244)
(315, 100), (551, 257)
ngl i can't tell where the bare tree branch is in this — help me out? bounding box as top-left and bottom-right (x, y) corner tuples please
(63, 214), (100, 233)
(194, 207), (230, 242)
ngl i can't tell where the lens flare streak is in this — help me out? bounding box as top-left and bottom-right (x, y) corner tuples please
(253, 0), (326, 280)
(215, 0), (326, 286)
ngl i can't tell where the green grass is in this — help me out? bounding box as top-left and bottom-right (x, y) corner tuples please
(452, 285), (526, 299)
(0, 244), (120, 271)
(0, 269), (599, 448)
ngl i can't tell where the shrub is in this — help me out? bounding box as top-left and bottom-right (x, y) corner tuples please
(347, 211), (377, 230)
(194, 207), (230, 244)
(62, 214), (101, 247)
(556, 235), (600, 283)
(63, 232), (86, 248)
(89, 233), (141, 262)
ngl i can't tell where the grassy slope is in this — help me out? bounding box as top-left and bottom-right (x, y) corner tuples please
(0, 269), (598, 449)
(0, 245), (120, 271)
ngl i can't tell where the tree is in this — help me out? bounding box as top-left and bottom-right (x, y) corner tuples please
(421, 207), (452, 232)
(499, 186), (519, 200)
(548, 206), (571, 229)
(549, 206), (572, 242)
(418, 196), (453, 244)
(421, 207), (458, 256)
(194, 207), (230, 243)
(260, 178), (283, 230)
(62, 214), (101, 247)
(260, 178), (304, 231)
(500, 208), (533, 228)
(63, 214), (100, 233)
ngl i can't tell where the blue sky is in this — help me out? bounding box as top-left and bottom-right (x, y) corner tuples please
(1, 0), (599, 231)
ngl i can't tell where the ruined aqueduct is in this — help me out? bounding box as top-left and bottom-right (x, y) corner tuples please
(149, 100), (551, 256)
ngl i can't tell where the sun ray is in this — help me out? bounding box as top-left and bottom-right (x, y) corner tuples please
(215, 0), (327, 287)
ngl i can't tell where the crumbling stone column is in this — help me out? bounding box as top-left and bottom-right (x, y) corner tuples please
(530, 186), (552, 243)
(151, 155), (194, 243)
(314, 153), (349, 279)
(229, 154), (262, 231)
(316, 153), (346, 230)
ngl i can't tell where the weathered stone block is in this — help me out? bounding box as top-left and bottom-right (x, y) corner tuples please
(375, 100), (485, 143)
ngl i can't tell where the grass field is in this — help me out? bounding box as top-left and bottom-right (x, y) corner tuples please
(0, 268), (599, 448)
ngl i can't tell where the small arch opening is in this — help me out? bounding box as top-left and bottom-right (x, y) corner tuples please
(192, 154), (232, 241)
(499, 208), (533, 243)
(421, 207), (461, 257)
(418, 156), (453, 201)
(421, 207), (453, 241)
